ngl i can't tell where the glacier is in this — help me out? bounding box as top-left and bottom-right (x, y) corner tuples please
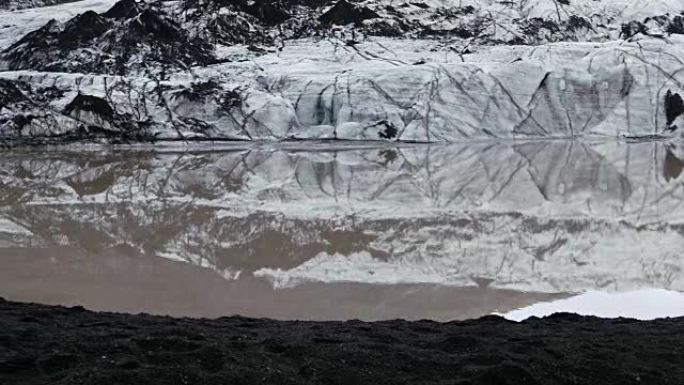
(0, 0), (683, 142)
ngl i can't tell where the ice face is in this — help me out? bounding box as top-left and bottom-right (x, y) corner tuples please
(1, 0), (683, 142)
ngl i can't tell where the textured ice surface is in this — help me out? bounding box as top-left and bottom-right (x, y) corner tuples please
(0, 0), (683, 141)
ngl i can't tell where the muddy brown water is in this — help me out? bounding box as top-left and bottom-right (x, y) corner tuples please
(0, 140), (683, 321)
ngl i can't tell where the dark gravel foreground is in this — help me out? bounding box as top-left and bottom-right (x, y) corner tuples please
(1, 298), (684, 385)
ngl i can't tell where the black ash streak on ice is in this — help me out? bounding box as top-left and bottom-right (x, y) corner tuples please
(0, 0), (683, 142)
(2, 298), (684, 385)
(666, 90), (684, 130)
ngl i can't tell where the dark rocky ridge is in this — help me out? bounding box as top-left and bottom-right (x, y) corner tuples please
(1, 298), (684, 385)
(1, 5), (215, 75)
(319, 0), (380, 25)
(621, 14), (684, 38)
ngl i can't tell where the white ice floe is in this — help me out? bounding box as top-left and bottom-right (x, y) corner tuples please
(503, 289), (684, 321)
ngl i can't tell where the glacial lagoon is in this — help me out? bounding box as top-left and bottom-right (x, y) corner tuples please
(1, 140), (683, 321)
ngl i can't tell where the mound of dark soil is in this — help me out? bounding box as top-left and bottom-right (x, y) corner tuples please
(1, 298), (683, 385)
(1, 3), (215, 74)
(101, 0), (141, 19)
(243, 0), (291, 26)
(319, 0), (379, 25)
(63, 93), (115, 119)
(0, 78), (28, 107)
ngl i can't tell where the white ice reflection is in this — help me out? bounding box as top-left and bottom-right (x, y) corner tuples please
(1, 140), (684, 320)
(504, 289), (684, 321)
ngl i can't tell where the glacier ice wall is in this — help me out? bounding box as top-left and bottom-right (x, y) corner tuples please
(0, 0), (683, 142)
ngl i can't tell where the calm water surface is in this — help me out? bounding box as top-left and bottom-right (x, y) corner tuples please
(1, 140), (684, 321)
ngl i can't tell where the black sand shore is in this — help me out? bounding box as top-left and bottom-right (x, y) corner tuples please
(1, 298), (683, 385)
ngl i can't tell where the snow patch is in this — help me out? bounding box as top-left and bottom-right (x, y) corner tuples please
(504, 289), (684, 321)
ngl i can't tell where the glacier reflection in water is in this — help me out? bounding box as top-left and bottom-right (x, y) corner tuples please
(0, 140), (683, 321)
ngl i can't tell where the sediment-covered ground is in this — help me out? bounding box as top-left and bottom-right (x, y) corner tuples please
(1, 298), (684, 385)
(0, 0), (683, 142)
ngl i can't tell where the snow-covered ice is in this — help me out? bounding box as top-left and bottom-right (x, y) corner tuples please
(0, 0), (683, 141)
(504, 289), (684, 321)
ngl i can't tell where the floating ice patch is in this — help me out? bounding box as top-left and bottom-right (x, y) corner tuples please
(503, 289), (684, 321)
